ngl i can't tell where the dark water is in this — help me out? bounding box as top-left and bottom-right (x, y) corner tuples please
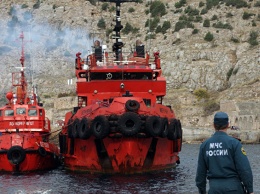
(0, 144), (259, 194)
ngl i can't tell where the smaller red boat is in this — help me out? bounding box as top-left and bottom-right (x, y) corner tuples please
(0, 32), (60, 173)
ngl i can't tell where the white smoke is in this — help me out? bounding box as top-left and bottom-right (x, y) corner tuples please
(0, 5), (96, 97)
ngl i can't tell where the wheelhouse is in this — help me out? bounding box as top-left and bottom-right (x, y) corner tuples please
(0, 105), (50, 133)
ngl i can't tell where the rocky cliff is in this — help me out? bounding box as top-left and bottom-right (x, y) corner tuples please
(0, 0), (259, 143)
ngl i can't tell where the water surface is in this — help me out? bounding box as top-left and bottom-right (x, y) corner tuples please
(1, 144), (259, 194)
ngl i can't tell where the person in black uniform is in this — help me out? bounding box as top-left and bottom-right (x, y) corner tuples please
(195, 112), (254, 194)
(94, 40), (102, 62)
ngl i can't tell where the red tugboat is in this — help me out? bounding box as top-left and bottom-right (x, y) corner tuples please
(59, 0), (182, 174)
(0, 32), (60, 173)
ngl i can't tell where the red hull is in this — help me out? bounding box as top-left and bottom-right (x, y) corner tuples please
(59, 97), (183, 174)
(0, 153), (59, 173)
(60, 135), (181, 174)
(0, 133), (60, 173)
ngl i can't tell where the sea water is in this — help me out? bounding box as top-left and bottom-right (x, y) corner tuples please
(0, 144), (259, 194)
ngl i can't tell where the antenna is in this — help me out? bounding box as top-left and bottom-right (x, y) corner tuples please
(20, 32), (25, 66)
(28, 18), (34, 87)
(99, 0), (138, 61)
(12, 32), (31, 104)
(148, 0), (151, 53)
(19, 31), (27, 96)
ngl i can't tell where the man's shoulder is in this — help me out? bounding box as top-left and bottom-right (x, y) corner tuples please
(202, 134), (236, 143)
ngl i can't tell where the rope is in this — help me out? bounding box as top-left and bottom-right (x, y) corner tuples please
(49, 131), (61, 141)
(41, 128), (62, 136)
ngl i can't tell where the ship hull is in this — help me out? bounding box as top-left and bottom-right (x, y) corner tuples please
(0, 133), (60, 173)
(60, 135), (181, 174)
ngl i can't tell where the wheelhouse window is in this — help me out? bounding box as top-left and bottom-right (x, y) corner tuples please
(5, 109), (14, 116)
(143, 99), (151, 107)
(78, 96), (87, 107)
(28, 109), (37, 116)
(16, 108), (26, 115)
(0, 110), (2, 116)
(156, 96), (163, 104)
(90, 72), (152, 80)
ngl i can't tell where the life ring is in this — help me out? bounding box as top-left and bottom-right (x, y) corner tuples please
(7, 146), (26, 165)
(176, 119), (183, 139)
(78, 118), (92, 139)
(145, 116), (162, 137)
(125, 100), (140, 112)
(91, 115), (110, 139)
(38, 147), (47, 157)
(160, 118), (169, 138)
(118, 112), (141, 136)
(167, 119), (178, 140)
(72, 119), (80, 138)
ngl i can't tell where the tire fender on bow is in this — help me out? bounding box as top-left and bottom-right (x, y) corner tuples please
(91, 115), (110, 139)
(7, 146), (26, 165)
(118, 112), (141, 136)
(79, 118), (92, 139)
(125, 100), (140, 112)
(145, 116), (162, 137)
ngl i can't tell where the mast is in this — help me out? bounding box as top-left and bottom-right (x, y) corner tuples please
(19, 31), (27, 98)
(100, 0), (137, 61)
(12, 31), (28, 104)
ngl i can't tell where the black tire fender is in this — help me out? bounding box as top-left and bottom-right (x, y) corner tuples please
(125, 100), (140, 112)
(7, 146), (26, 165)
(118, 112), (141, 136)
(167, 119), (178, 140)
(145, 116), (162, 137)
(108, 114), (118, 121)
(91, 115), (110, 139)
(72, 119), (80, 138)
(176, 119), (183, 139)
(38, 146), (47, 157)
(161, 118), (169, 138)
(78, 118), (92, 139)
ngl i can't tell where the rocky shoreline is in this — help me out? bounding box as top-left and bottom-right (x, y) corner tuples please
(183, 127), (260, 144)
